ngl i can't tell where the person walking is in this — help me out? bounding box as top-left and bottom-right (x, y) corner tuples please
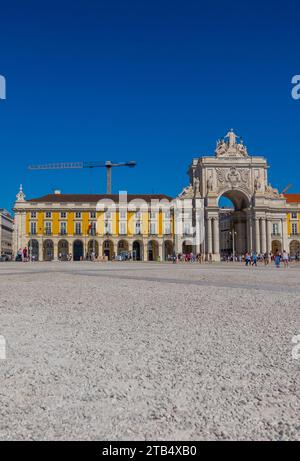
(282, 250), (289, 268)
(275, 252), (281, 268)
(252, 252), (257, 267)
(245, 252), (251, 266)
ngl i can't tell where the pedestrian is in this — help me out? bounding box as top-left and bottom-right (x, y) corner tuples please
(274, 252), (281, 268)
(252, 252), (257, 267)
(245, 252), (251, 266)
(282, 250), (289, 268)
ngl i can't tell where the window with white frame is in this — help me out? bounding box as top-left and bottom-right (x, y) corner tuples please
(45, 221), (52, 235)
(45, 211), (52, 219)
(292, 223), (298, 235)
(291, 212), (297, 219)
(119, 222), (126, 235)
(60, 222), (67, 235)
(272, 223), (279, 235)
(104, 221), (111, 234)
(75, 212), (81, 219)
(90, 222), (96, 235)
(135, 211), (141, 219)
(149, 222), (156, 235)
(164, 222), (171, 234)
(75, 222), (81, 235)
(119, 209), (126, 219)
(135, 222), (141, 234)
(150, 211), (156, 219)
(61, 212), (66, 218)
(184, 223), (191, 235)
(164, 210), (171, 219)
(30, 222), (37, 235)
(90, 211), (96, 219)
(31, 211), (37, 219)
(105, 210), (111, 219)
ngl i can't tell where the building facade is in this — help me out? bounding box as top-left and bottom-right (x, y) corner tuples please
(12, 131), (300, 261)
(0, 209), (14, 258)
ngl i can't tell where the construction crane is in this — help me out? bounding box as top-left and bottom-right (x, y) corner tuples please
(281, 183), (293, 194)
(28, 160), (137, 194)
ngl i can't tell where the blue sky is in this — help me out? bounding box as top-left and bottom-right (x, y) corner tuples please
(0, 0), (300, 212)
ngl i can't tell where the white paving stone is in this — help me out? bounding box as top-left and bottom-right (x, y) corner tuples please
(0, 261), (299, 440)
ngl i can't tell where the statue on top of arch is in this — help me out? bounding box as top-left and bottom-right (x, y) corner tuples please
(215, 129), (248, 158)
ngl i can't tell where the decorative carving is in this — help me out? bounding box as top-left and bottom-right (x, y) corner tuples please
(179, 184), (194, 199)
(16, 184), (26, 202)
(265, 183), (284, 198)
(207, 175), (213, 192)
(216, 168), (226, 183)
(215, 129), (248, 158)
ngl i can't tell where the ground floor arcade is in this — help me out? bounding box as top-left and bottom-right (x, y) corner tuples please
(26, 237), (175, 262)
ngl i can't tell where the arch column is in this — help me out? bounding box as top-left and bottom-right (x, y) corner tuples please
(266, 219), (272, 253)
(159, 242), (163, 261)
(207, 217), (213, 255)
(255, 218), (261, 254)
(213, 217), (220, 256)
(143, 242), (148, 261)
(260, 218), (266, 254)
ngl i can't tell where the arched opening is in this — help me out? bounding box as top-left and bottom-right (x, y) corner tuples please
(290, 240), (300, 258)
(87, 240), (99, 259)
(182, 240), (193, 255)
(272, 240), (282, 254)
(218, 190), (250, 259)
(117, 240), (129, 260)
(73, 240), (84, 261)
(58, 240), (69, 261)
(28, 239), (39, 261)
(132, 240), (142, 261)
(103, 240), (114, 260)
(148, 240), (159, 261)
(43, 239), (54, 261)
(164, 240), (174, 260)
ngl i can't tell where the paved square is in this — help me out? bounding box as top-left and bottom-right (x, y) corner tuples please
(0, 261), (299, 440)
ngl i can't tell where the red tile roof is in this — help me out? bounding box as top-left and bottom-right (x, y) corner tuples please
(284, 194), (300, 203)
(27, 193), (174, 203)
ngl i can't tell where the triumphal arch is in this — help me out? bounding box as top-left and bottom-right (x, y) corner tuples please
(188, 130), (288, 260)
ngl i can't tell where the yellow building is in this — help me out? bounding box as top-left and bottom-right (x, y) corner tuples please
(13, 188), (176, 261)
(285, 194), (300, 257)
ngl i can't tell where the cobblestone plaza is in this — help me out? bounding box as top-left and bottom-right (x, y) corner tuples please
(0, 261), (299, 440)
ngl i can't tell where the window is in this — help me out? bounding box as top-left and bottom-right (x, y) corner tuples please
(61, 212), (66, 218)
(60, 222), (67, 235)
(291, 212), (297, 219)
(272, 223), (279, 235)
(119, 209), (126, 219)
(150, 211), (156, 219)
(149, 223), (156, 235)
(104, 221), (112, 234)
(135, 211), (141, 219)
(184, 223), (191, 235)
(119, 222), (126, 235)
(30, 222), (36, 235)
(135, 222), (141, 234)
(105, 210), (111, 219)
(75, 222), (81, 235)
(164, 210), (171, 219)
(45, 212), (52, 219)
(75, 212), (81, 219)
(292, 223), (298, 235)
(90, 222), (96, 235)
(31, 211), (37, 219)
(45, 222), (52, 235)
(164, 223), (171, 235)
(90, 211), (96, 219)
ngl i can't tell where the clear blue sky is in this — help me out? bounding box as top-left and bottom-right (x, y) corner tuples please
(1, 0), (300, 212)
